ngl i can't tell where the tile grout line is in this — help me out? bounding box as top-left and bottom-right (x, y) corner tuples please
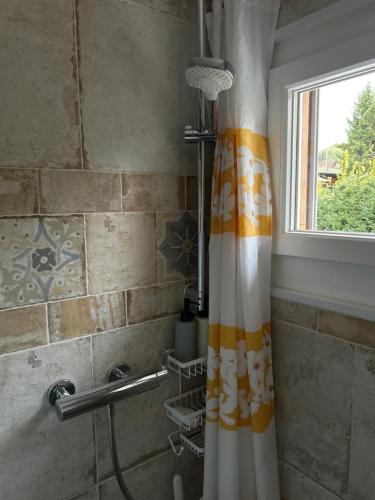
(119, 173), (124, 212)
(0, 313), (180, 361)
(0, 278), (189, 313)
(0, 209), (192, 218)
(124, 289), (129, 327)
(280, 458), (345, 500)
(35, 169), (41, 215)
(154, 211), (159, 285)
(83, 214), (90, 297)
(73, 0), (87, 170)
(0, 165), (198, 177)
(343, 343), (356, 496)
(45, 302), (50, 345)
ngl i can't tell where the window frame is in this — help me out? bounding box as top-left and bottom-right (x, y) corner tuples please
(269, 28), (375, 267)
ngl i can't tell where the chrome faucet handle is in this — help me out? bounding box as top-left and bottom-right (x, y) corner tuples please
(107, 362), (131, 383)
(48, 379), (75, 406)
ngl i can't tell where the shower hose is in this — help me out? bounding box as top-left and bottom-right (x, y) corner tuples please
(107, 404), (135, 500)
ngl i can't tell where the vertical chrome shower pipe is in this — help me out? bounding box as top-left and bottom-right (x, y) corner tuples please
(197, 0), (205, 312)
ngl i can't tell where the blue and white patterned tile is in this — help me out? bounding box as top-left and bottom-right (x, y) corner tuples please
(0, 216), (86, 308)
(156, 211), (198, 283)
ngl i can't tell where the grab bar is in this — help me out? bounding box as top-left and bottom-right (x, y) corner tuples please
(48, 367), (168, 421)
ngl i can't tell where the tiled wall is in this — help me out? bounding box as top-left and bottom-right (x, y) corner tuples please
(272, 298), (375, 500)
(0, 1), (203, 499)
(278, 0), (340, 27)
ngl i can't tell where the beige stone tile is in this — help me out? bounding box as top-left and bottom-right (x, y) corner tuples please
(86, 213), (157, 294)
(278, 0), (338, 27)
(79, 0), (196, 174)
(349, 345), (375, 499)
(279, 460), (343, 500)
(70, 488), (98, 500)
(91, 317), (174, 385)
(0, 216), (86, 308)
(0, 304), (47, 355)
(122, 173), (185, 211)
(0, 169), (38, 215)
(318, 309), (375, 348)
(127, 281), (185, 324)
(128, 0), (196, 21)
(272, 319), (353, 495)
(186, 175), (212, 210)
(99, 449), (203, 500)
(271, 297), (319, 329)
(92, 318), (175, 479)
(156, 211), (197, 282)
(0, 0), (81, 168)
(0, 338), (94, 500)
(39, 170), (121, 214)
(48, 291), (126, 342)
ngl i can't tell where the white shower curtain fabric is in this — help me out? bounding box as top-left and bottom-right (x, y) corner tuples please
(204, 1), (280, 499)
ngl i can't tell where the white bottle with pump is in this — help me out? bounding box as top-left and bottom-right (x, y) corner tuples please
(174, 298), (197, 362)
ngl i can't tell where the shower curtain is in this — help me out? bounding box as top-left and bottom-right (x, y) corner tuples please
(204, 1), (280, 499)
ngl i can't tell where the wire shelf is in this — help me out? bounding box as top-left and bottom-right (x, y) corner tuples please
(180, 429), (205, 458)
(164, 386), (206, 431)
(166, 349), (207, 379)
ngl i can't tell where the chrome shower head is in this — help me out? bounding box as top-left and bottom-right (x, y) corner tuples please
(185, 57), (235, 101)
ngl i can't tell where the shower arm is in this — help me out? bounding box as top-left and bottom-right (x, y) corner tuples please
(48, 367), (168, 422)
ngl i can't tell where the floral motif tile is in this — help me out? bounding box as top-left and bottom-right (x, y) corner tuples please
(0, 216), (86, 308)
(157, 212), (198, 282)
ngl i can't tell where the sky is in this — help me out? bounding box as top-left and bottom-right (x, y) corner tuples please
(318, 71), (375, 151)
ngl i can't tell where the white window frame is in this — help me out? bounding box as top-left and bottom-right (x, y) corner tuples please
(269, 15), (375, 267)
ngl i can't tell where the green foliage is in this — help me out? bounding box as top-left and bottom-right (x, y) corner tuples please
(317, 172), (375, 233)
(316, 83), (375, 233)
(347, 84), (375, 173)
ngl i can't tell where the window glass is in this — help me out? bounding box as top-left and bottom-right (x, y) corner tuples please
(293, 71), (375, 235)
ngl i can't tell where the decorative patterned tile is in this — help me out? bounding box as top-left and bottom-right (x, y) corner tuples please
(0, 304), (47, 355)
(0, 216), (86, 308)
(48, 291), (126, 342)
(0, 169), (38, 215)
(157, 212), (198, 283)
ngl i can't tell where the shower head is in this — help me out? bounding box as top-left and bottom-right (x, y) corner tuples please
(185, 57), (235, 101)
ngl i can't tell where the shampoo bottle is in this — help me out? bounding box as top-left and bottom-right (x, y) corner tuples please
(174, 298), (197, 362)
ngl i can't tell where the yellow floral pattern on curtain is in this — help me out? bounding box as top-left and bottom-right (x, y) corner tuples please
(211, 128), (272, 237)
(207, 127), (274, 434)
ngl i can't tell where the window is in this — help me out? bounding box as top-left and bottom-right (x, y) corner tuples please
(291, 72), (375, 235)
(268, 10), (375, 267)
